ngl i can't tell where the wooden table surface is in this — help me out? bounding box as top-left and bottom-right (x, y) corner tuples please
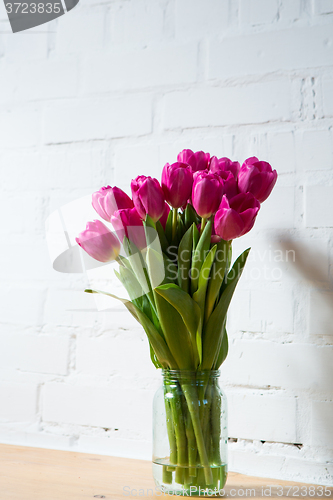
(0, 444), (331, 499)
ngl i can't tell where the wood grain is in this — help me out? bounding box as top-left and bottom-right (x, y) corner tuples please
(0, 444), (331, 499)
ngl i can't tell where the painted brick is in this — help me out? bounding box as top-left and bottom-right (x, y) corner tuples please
(0, 383), (38, 422)
(175, 0), (228, 38)
(296, 130), (333, 171)
(55, 5), (106, 54)
(42, 382), (153, 432)
(114, 144), (160, 189)
(82, 44), (197, 94)
(305, 186), (333, 227)
(163, 81), (292, 129)
(322, 79), (333, 116)
(312, 401), (333, 449)
(308, 289), (333, 337)
(44, 96), (152, 143)
(76, 331), (156, 378)
(249, 0), (279, 25)
(111, 0), (167, 46)
(0, 286), (45, 327)
(209, 25), (333, 80)
(228, 392), (297, 443)
(255, 186), (295, 230)
(220, 341), (333, 396)
(0, 106), (41, 148)
(315, 0), (333, 15)
(0, 334), (69, 375)
(249, 288), (294, 333)
(268, 131), (296, 174)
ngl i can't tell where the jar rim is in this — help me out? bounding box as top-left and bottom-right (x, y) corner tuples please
(162, 369), (220, 379)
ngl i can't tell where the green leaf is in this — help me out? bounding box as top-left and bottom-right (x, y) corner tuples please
(163, 253), (178, 284)
(155, 283), (202, 367)
(146, 247), (165, 290)
(156, 220), (170, 254)
(184, 203), (199, 231)
(201, 248), (250, 370)
(85, 288), (176, 369)
(213, 323), (228, 369)
(190, 220), (212, 295)
(165, 209), (173, 244)
(205, 240), (231, 322)
(193, 245), (217, 314)
(153, 285), (198, 369)
(178, 225), (193, 294)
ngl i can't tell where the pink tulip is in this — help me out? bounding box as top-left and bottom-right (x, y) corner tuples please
(131, 176), (165, 222)
(192, 171), (224, 218)
(177, 149), (210, 172)
(238, 158), (277, 203)
(111, 207), (146, 250)
(216, 170), (239, 200)
(92, 185), (133, 222)
(76, 220), (120, 263)
(161, 162), (193, 209)
(159, 202), (170, 229)
(209, 156), (240, 179)
(214, 193), (260, 241)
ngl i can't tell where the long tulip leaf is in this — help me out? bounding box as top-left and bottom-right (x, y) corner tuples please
(153, 286), (197, 369)
(205, 240), (231, 322)
(201, 248), (250, 369)
(155, 283), (202, 367)
(178, 225), (193, 294)
(190, 220), (212, 295)
(156, 220), (170, 254)
(213, 323), (228, 369)
(193, 245), (217, 315)
(184, 203), (199, 231)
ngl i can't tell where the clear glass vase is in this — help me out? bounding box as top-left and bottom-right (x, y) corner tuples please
(152, 369), (228, 496)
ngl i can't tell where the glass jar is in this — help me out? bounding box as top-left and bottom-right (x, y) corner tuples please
(152, 370), (227, 496)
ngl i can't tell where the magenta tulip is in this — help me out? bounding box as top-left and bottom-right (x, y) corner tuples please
(92, 185), (133, 222)
(192, 171), (224, 218)
(177, 149), (210, 172)
(159, 202), (170, 229)
(161, 162), (193, 209)
(209, 156), (240, 179)
(214, 193), (260, 241)
(76, 220), (120, 263)
(216, 170), (239, 200)
(111, 207), (146, 250)
(131, 176), (165, 222)
(238, 158), (277, 203)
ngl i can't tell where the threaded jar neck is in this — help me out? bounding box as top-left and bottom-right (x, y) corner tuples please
(162, 369), (220, 384)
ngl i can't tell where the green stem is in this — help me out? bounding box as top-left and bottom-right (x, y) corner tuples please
(180, 380), (214, 485)
(210, 381), (222, 465)
(172, 208), (178, 241)
(164, 385), (178, 468)
(169, 382), (187, 484)
(200, 217), (207, 235)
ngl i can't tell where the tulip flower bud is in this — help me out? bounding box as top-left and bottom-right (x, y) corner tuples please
(76, 220), (120, 263)
(131, 176), (165, 222)
(161, 162), (193, 209)
(238, 158), (277, 203)
(177, 149), (210, 172)
(209, 156), (240, 180)
(92, 185), (133, 222)
(111, 207), (146, 250)
(214, 193), (260, 241)
(192, 171), (224, 218)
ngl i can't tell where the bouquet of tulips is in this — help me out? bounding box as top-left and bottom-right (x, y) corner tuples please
(76, 150), (277, 490)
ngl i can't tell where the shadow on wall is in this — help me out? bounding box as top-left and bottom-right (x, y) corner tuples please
(277, 234), (333, 451)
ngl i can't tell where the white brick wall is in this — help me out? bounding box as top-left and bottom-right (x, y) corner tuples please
(0, 0), (332, 486)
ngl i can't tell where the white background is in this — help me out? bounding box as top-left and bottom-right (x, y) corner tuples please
(0, 0), (332, 486)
